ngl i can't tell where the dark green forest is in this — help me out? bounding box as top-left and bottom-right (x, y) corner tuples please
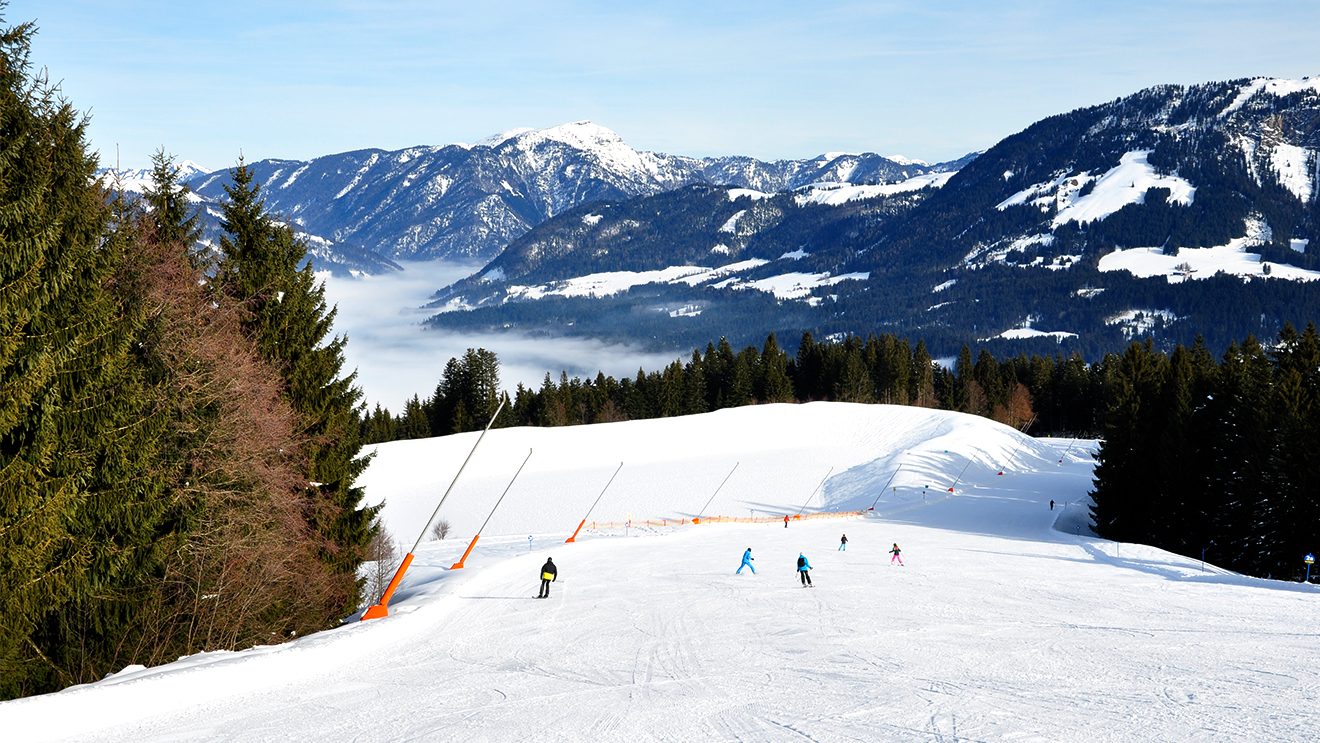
(0, 19), (376, 699)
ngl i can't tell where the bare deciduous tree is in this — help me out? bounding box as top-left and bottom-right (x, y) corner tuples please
(362, 524), (400, 608)
(431, 519), (452, 541)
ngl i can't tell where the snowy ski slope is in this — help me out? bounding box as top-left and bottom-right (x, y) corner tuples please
(2, 403), (1317, 741)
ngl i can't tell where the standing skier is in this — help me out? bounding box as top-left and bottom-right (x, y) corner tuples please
(784, 514), (790, 528)
(796, 553), (813, 586)
(537, 557), (557, 598)
(1049, 499), (1055, 511)
(839, 533), (848, 551)
(889, 543), (903, 566)
(737, 547), (756, 574)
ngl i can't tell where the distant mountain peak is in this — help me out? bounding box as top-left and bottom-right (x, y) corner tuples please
(884, 154), (929, 167)
(488, 121), (630, 152)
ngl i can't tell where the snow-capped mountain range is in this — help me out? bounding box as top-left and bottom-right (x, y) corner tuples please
(97, 122), (969, 269)
(97, 76), (1318, 358)
(425, 76), (1320, 359)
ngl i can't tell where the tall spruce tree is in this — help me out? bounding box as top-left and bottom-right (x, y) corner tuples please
(1090, 342), (1168, 542)
(0, 16), (173, 697)
(1267, 323), (1320, 578)
(215, 161), (377, 615)
(142, 148), (201, 254)
(1206, 338), (1276, 572)
(757, 334), (795, 403)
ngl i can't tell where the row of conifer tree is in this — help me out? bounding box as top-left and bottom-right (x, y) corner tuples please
(0, 20), (376, 700)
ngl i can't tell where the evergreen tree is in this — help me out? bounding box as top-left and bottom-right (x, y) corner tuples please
(1266, 323), (1320, 578)
(909, 341), (936, 407)
(142, 148), (202, 257)
(0, 17), (173, 697)
(215, 161), (377, 615)
(757, 334), (795, 403)
(1205, 338), (1275, 571)
(682, 350), (707, 415)
(1090, 342), (1168, 542)
(398, 395), (431, 439)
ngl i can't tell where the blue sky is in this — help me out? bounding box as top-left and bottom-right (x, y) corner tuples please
(15, 1), (1320, 171)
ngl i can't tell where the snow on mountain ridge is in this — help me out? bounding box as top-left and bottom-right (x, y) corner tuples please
(1220, 75), (1320, 117)
(996, 150), (1195, 227)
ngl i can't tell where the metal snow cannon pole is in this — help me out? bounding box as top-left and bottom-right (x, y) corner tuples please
(360, 398), (506, 621)
(451, 448), (534, 570)
(566, 461), (624, 543)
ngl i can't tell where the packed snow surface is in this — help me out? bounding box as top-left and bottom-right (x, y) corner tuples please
(3, 403), (1317, 742)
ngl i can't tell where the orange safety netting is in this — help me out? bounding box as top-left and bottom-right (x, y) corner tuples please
(583, 510), (865, 531)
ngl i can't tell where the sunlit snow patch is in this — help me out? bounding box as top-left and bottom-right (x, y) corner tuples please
(982, 327), (1078, 343)
(719, 210), (747, 233)
(720, 272), (869, 300)
(727, 188), (774, 201)
(997, 151), (1195, 228)
(1269, 143), (1315, 202)
(1106, 309), (1180, 339)
(794, 172), (954, 207)
(1099, 218), (1320, 283)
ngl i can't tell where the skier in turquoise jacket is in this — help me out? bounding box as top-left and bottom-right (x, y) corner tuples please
(737, 547), (756, 574)
(796, 553), (813, 586)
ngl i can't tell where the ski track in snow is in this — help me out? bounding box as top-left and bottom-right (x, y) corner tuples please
(2, 404), (1318, 742)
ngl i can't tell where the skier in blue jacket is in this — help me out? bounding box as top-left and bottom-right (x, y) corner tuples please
(737, 547), (756, 574)
(796, 553), (813, 586)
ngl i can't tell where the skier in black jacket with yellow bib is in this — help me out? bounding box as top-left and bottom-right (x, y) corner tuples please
(537, 557), (557, 598)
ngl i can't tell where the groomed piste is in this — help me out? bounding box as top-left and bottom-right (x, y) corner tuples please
(3, 403), (1317, 741)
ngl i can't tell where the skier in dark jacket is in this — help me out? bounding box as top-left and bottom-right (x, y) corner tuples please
(538, 557), (557, 598)
(839, 533), (848, 551)
(796, 553), (813, 586)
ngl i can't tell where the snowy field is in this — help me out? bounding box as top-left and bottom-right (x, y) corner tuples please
(2, 403), (1318, 741)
